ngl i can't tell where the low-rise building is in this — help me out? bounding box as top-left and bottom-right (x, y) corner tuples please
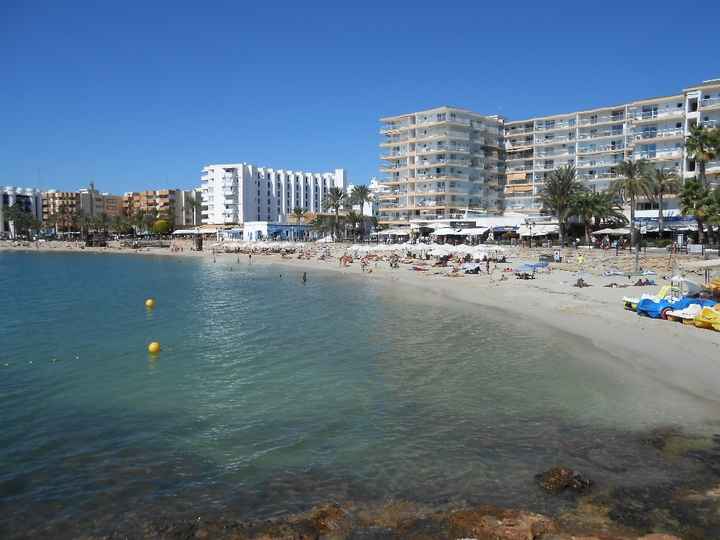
(1, 186), (43, 238)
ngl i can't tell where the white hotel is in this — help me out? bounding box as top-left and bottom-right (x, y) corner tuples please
(379, 79), (720, 223)
(1, 186), (43, 238)
(200, 164), (347, 225)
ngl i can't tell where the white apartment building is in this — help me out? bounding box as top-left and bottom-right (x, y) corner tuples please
(378, 79), (720, 223)
(379, 106), (505, 225)
(1, 186), (43, 238)
(504, 78), (720, 213)
(200, 163), (347, 225)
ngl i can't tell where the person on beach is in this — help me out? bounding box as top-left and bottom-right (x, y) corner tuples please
(248, 254), (252, 264)
(302, 272), (307, 284)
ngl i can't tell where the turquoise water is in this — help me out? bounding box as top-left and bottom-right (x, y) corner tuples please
(1, 251), (718, 537)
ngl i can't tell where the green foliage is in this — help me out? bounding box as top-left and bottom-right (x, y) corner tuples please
(151, 219), (172, 235)
(539, 165), (583, 246)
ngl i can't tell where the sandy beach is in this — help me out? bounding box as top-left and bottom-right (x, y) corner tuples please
(5, 239), (720, 404)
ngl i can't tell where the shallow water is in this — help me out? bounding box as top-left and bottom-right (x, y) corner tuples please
(1, 251), (718, 537)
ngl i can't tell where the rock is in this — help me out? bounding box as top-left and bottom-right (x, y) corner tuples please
(308, 503), (350, 535)
(536, 467), (593, 494)
(638, 535), (683, 540)
(448, 506), (557, 539)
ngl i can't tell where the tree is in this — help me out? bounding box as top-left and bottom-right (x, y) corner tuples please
(705, 188), (720, 245)
(350, 185), (373, 240)
(345, 210), (363, 241)
(152, 219), (171, 235)
(679, 179), (710, 245)
(568, 192), (625, 246)
(3, 203), (40, 239)
(350, 185), (371, 211)
(646, 168), (680, 235)
(611, 159), (653, 251)
(685, 124), (719, 188)
(292, 207), (305, 224)
(322, 187), (346, 240)
(538, 165), (583, 247)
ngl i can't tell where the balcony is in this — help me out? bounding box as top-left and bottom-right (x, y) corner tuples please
(639, 150), (683, 161)
(578, 114), (625, 126)
(505, 126), (534, 135)
(535, 121), (575, 132)
(630, 128), (684, 142)
(578, 172), (619, 181)
(576, 160), (622, 169)
(534, 135), (574, 145)
(577, 144), (625, 154)
(702, 120), (719, 129)
(700, 97), (720, 110)
(507, 165), (533, 172)
(577, 130), (624, 140)
(630, 109), (684, 122)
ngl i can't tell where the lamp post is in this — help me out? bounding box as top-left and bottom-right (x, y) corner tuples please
(528, 222), (534, 249)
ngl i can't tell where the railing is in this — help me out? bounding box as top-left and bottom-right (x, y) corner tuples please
(505, 127), (534, 135)
(535, 121), (575, 131)
(630, 109), (684, 121)
(577, 144), (625, 154)
(702, 120), (718, 129)
(700, 97), (720, 108)
(578, 172), (619, 180)
(631, 129), (684, 140)
(507, 166), (533, 172)
(577, 161), (621, 168)
(639, 150), (683, 160)
(534, 135), (574, 144)
(578, 130), (624, 140)
(579, 115), (625, 125)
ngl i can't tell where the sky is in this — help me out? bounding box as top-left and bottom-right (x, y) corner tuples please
(2, 0), (719, 194)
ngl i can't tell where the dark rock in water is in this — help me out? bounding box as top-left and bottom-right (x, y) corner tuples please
(536, 467), (592, 494)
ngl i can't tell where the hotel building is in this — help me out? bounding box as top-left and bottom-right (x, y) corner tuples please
(1, 186), (43, 238)
(42, 190), (80, 229)
(378, 79), (720, 223)
(379, 107), (505, 225)
(200, 163), (347, 225)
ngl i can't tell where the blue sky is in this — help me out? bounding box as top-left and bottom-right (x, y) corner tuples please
(2, 0), (719, 194)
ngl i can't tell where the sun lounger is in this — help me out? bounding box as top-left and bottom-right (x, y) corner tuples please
(665, 304), (703, 324)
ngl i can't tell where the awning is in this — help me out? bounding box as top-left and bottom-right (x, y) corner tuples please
(518, 224), (559, 237)
(432, 228), (464, 236)
(592, 227), (630, 236)
(173, 229), (217, 235)
(378, 228), (410, 236)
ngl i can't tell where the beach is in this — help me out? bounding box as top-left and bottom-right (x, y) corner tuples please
(5, 239), (718, 402)
(3, 242), (720, 540)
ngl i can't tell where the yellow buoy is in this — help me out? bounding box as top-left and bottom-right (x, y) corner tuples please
(148, 342), (161, 354)
(145, 298), (156, 309)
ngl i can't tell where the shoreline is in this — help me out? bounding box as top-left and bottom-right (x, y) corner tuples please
(5, 241), (720, 403)
(5, 244), (720, 539)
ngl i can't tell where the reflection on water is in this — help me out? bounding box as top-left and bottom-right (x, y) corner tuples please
(1, 251), (718, 538)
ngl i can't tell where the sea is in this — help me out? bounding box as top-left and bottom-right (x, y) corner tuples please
(1, 251), (719, 538)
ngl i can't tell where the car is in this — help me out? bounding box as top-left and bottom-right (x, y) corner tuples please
(636, 296), (717, 319)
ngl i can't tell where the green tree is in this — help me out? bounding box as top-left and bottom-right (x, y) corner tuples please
(611, 159), (653, 251)
(646, 168), (680, 235)
(539, 165), (583, 247)
(3, 203), (40, 239)
(152, 219), (171, 235)
(568, 191), (626, 246)
(685, 124), (719, 188)
(350, 185), (372, 239)
(705, 188), (720, 245)
(322, 187), (346, 240)
(680, 179), (710, 244)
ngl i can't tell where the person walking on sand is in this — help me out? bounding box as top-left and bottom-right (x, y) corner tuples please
(248, 253), (252, 265)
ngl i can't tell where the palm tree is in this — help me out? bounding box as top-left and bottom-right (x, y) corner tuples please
(345, 210), (362, 241)
(322, 187), (345, 240)
(705, 188), (720, 245)
(646, 168), (680, 236)
(3, 203), (38, 239)
(292, 206), (305, 224)
(610, 159), (653, 251)
(538, 165), (583, 247)
(685, 124), (719, 188)
(568, 192), (625, 246)
(351, 185), (372, 239)
(679, 179), (710, 245)
(350, 185), (371, 212)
